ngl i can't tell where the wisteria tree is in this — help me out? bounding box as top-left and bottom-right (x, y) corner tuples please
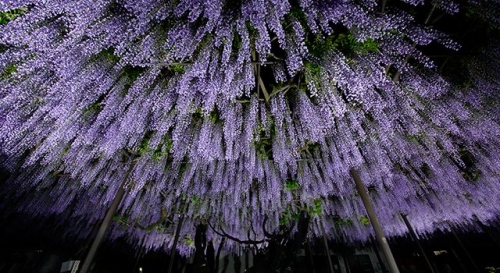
(1, 0), (500, 261)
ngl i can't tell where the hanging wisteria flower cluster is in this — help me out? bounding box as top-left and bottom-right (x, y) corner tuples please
(1, 0), (500, 254)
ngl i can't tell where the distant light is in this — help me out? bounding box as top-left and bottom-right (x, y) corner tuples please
(139, 267), (143, 272)
(433, 250), (448, 256)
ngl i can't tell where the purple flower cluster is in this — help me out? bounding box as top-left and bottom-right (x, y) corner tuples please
(0, 0), (500, 253)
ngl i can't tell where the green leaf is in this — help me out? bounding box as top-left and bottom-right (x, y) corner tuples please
(185, 236), (195, 247)
(112, 214), (129, 226)
(288, 7), (307, 23)
(232, 32), (242, 50)
(307, 32), (379, 59)
(95, 48), (121, 62)
(334, 33), (379, 55)
(0, 63), (17, 79)
(304, 62), (321, 76)
(407, 131), (426, 143)
(123, 65), (145, 82)
(152, 138), (173, 161)
(82, 102), (102, 121)
(169, 64), (185, 73)
(191, 195), (201, 204)
(332, 215), (354, 227)
(245, 21), (258, 36)
(0, 8), (27, 25)
(255, 138), (272, 159)
(137, 138), (150, 155)
(284, 179), (300, 190)
(209, 109), (220, 123)
(308, 199), (323, 215)
(307, 35), (338, 58)
(359, 216), (370, 226)
(155, 224), (166, 232)
(279, 209), (301, 226)
(122, 65), (146, 92)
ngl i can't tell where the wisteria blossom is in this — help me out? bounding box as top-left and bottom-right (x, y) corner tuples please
(0, 0), (500, 253)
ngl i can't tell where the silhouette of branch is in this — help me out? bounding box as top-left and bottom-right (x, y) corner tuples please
(208, 221), (266, 245)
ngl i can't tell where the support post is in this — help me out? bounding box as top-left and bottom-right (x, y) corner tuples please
(306, 240), (316, 273)
(319, 220), (335, 273)
(450, 227), (481, 273)
(214, 237), (225, 273)
(400, 214), (435, 273)
(371, 239), (387, 273)
(132, 247), (144, 273)
(167, 205), (186, 273)
(80, 161), (136, 273)
(450, 247), (468, 273)
(245, 248), (249, 271)
(350, 168), (400, 273)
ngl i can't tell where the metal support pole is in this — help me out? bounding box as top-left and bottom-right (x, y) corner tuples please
(450, 247), (468, 273)
(400, 214), (435, 273)
(80, 161), (136, 273)
(371, 239), (387, 273)
(245, 248), (249, 271)
(306, 240), (316, 273)
(319, 220), (335, 273)
(450, 227), (481, 273)
(167, 207), (186, 273)
(350, 168), (400, 273)
(132, 247), (144, 273)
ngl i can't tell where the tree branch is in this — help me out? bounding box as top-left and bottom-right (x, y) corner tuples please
(208, 221), (266, 245)
(251, 49), (271, 103)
